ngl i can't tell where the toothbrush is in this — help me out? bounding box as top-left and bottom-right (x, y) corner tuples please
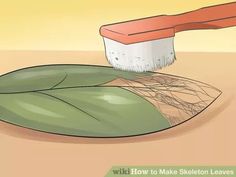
(100, 2), (236, 72)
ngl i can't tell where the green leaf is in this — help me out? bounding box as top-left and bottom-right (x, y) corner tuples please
(0, 65), (151, 93)
(0, 65), (170, 137)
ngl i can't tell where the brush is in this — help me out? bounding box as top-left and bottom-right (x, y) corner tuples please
(100, 2), (236, 72)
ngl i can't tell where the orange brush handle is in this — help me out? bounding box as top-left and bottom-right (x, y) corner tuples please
(173, 2), (236, 32)
(100, 2), (236, 44)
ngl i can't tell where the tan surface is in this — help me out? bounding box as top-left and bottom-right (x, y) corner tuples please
(0, 51), (235, 177)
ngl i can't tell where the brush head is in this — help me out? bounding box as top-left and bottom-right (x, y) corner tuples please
(103, 37), (176, 72)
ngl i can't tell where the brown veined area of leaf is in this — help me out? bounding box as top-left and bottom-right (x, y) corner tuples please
(0, 65), (221, 137)
(105, 72), (221, 126)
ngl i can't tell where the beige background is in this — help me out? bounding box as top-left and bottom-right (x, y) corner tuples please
(0, 51), (236, 177)
(0, 0), (236, 51)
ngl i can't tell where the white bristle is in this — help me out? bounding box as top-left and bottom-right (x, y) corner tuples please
(103, 37), (176, 72)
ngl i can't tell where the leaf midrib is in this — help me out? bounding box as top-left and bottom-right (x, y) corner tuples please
(34, 91), (100, 122)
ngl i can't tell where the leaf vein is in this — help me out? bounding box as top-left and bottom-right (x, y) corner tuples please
(50, 73), (68, 89)
(35, 91), (100, 122)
